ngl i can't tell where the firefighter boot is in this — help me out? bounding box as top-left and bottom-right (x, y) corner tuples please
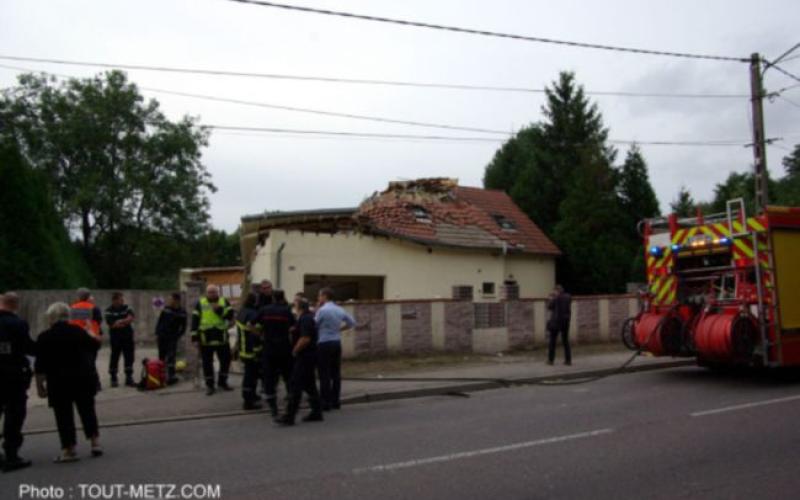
(302, 397), (324, 423)
(266, 397), (279, 417)
(110, 374), (119, 388)
(276, 396), (300, 426)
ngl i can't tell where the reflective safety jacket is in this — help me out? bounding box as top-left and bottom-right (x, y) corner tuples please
(69, 301), (102, 338)
(236, 306), (262, 360)
(191, 297), (233, 346)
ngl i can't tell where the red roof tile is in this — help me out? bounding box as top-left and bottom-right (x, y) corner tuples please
(356, 179), (560, 256)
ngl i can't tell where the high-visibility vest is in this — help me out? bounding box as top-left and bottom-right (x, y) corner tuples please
(236, 319), (263, 360)
(69, 301), (101, 338)
(195, 297), (231, 346)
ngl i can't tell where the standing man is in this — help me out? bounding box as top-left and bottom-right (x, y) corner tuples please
(257, 279), (273, 308)
(105, 292), (136, 387)
(155, 293), (187, 385)
(69, 288), (103, 391)
(236, 292), (263, 410)
(0, 292), (35, 472)
(191, 285), (234, 396)
(276, 297), (323, 426)
(256, 289), (294, 417)
(547, 285), (573, 366)
(315, 288), (355, 411)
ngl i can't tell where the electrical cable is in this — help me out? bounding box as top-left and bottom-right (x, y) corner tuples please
(0, 54), (749, 98)
(225, 0), (748, 62)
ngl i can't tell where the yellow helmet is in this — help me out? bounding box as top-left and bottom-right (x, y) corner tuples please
(175, 359), (187, 372)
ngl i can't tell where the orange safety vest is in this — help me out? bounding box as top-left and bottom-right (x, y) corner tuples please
(69, 301), (101, 338)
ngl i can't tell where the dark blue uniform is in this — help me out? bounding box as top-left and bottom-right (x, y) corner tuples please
(279, 311), (322, 424)
(256, 302), (294, 416)
(0, 310), (35, 466)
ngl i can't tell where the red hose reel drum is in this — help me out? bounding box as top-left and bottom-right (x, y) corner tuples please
(694, 313), (758, 362)
(634, 312), (684, 356)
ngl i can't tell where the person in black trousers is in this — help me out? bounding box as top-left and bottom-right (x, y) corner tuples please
(35, 302), (103, 462)
(155, 293), (187, 385)
(276, 297), (323, 426)
(235, 292), (263, 410)
(0, 292), (35, 472)
(256, 289), (294, 417)
(547, 285), (572, 366)
(105, 292), (136, 387)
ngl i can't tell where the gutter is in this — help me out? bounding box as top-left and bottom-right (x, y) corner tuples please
(275, 242), (286, 288)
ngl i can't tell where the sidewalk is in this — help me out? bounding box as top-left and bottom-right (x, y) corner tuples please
(22, 346), (692, 434)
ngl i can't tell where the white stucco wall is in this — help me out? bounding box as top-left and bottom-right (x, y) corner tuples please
(250, 230), (555, 300)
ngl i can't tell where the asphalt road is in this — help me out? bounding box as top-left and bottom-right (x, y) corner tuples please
(4, 365), (800, 500)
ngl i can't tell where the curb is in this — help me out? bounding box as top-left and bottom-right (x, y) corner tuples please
(23, 359), (694, 435)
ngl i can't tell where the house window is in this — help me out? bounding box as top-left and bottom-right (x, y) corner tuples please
(411, 205), (431, 223)
(492, 214), (516, 231)
(482, 282), (496, 296)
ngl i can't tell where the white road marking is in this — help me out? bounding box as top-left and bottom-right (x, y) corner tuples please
(691, 394), (800, 417)
(353, 428), (614, 474)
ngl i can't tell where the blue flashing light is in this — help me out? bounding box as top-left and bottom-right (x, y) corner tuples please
(720, 237), (732, 246)
(671, 243), (682, 252)
(649, 246), (664, 258)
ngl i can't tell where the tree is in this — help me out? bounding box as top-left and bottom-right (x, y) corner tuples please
(776, 144), (800, 206)
(670, 186), (696, 217)
(1, 71), (215, 287)
(485, 71), (630, 293)
(552, 153), (631, 293)
(618, 145), (660, 282)
(0, 136), (92, 289)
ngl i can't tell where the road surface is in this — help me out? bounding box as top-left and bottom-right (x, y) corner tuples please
(4, 365), (800, 499)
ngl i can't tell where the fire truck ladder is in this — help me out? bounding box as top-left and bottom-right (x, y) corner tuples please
(727, 199), (778, 366)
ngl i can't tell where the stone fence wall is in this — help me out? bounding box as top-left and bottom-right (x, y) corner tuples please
(15, 290), (173, 342)
(13, 290), (639, 357)
(338, 295), (639, 358)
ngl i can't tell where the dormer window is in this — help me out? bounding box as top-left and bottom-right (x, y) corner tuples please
(493, 214), (516, 231)
(411, 206), (431, 223)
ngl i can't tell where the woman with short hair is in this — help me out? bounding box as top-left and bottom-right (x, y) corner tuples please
(35, 302), (103, 462)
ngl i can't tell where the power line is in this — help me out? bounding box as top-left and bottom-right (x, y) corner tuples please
(0, 63), (510, 135)
(770, 42), (800, 66)
(771, 64), (800, 85)
(225, 0), (749, 62)
(779, 95), (800, 109)
(0, 63), (780, 148)
(0, 54), (749, 98)
(207, 125), (756, 147)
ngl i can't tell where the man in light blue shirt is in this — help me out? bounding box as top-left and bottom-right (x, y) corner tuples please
(315, 288), (355, 410)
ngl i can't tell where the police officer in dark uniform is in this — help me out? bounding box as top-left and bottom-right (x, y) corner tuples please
(236, 293), (263, 410)
(256, 289), (294, 417)
(0, 292), (35, 472)
(276, 297), (323, 426)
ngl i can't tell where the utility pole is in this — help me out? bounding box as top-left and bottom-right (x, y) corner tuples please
(749, 53), (769, 212)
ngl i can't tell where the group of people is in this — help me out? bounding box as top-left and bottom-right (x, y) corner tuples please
(193, 280), (355, 426)
(0, 290), (106, 472)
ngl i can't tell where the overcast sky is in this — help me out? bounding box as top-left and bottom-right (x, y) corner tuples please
(2, 0), (799, 231)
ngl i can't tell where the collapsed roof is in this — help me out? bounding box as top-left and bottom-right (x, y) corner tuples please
(240, 178), (560, 266)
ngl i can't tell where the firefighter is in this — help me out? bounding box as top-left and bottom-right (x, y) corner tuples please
(155, 292), (187, 385)
(104, 292), (136, 387)
(236, 292), (263, 410)
(191, 285), (234, 396)
(0, 292), (35, 472)
(257, 279), (273, 307)
(276, 297), (323, 426)
(256, 289), (294, 417)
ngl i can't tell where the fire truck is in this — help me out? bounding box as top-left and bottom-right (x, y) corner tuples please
(623, 200), (800, 368)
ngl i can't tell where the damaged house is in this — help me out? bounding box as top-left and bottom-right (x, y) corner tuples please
(239, 178), (560, 301)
